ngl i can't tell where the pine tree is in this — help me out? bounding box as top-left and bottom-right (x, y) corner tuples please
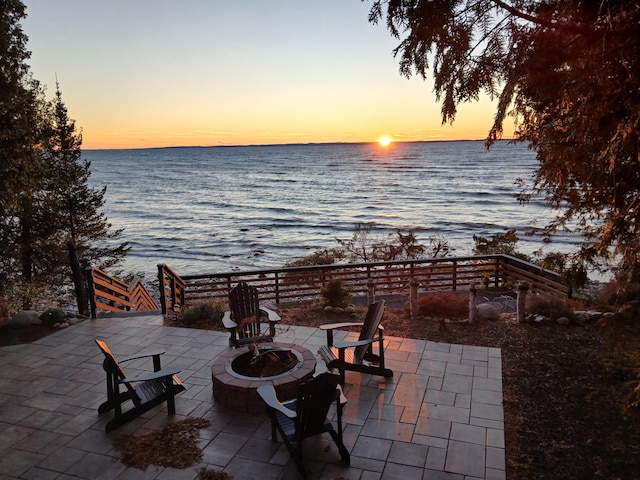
(43, 83), (130, 315)
(1, 1), (129, 311)
(0, 0), (50, 307)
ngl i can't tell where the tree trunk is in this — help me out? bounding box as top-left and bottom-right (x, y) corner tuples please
(68, 239), (89, 316)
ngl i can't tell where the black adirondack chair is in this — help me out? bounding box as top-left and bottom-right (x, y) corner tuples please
(257, 372), (350, 476)
(317, 299), (393, 384)
(95, 339), (185, 432)
(221, 281), (281, 347)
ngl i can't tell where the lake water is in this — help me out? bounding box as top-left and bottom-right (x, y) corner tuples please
(87, 140), (572, 278)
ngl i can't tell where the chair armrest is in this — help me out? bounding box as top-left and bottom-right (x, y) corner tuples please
(223, 309), (280, 327)
(336, 384), (347, 406)
(119, 349), (166, 363)
(319, 321), (364, 331)
(257, 385), (296, 419)
(332, 337), (379, 350)
(260, 306), (281, 322)
(121, 366), (181, 384)
(222, 311), (237, 329)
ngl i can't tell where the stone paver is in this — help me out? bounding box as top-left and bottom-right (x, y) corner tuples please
(0, 313), (504, 479)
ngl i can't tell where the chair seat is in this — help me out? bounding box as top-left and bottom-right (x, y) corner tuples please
(96, 339), (185, 432)
(317, 300), (393, 384)
(257, 372), (350, 476)
(135, 378), (166, 404)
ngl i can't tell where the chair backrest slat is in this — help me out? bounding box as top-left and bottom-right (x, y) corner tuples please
(229, 282), (262, 340)
(296, 372), (340, 437)
(95, 339), (127, 379)
(354, 299), (386, 359)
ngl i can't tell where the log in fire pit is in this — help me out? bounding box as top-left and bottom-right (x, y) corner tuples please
(211, 342), (316, 413)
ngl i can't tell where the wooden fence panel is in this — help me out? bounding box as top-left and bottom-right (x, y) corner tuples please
(160, 255), (566, 317)
(86, 267), (158, 318)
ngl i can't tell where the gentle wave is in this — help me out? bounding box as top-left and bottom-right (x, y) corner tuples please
(87, 141), (572, 277)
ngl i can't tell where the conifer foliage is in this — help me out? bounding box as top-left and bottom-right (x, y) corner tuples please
(42, 84), (129, 314)
(0, 1), (128, 312)
(370, 0), (640, 280)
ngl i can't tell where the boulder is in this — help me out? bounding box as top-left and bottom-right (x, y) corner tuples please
(8, 310), (42, 327)
(40, 308), (67, 326)
(476, 303), (502, 321)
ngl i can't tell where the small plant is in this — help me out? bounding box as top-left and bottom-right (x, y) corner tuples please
(418, 292), (468, 320)
(181, 300), (225, 324)
(320, 279), (353, 307)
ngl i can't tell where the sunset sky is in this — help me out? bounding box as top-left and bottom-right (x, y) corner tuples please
(22, 0), (505, 150)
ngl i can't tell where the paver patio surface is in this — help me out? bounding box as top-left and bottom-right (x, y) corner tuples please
(0, 313), (504, 479)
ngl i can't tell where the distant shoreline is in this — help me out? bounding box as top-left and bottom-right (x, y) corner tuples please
(84, 138), (517, 153)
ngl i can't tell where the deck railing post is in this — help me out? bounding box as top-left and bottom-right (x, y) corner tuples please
(367, 279), (375, 304)
(468, 281), (477, 324)
(409, 277), (420, 317)
(517, 281), (529, 323)
(86, 266), (97, 319)
(452, 261), (458, 291)
(157, 264), (168, 316)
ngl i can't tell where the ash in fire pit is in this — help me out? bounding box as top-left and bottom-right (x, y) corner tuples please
(232, 345), (299, 378)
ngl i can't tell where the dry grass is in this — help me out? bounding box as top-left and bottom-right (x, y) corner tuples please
(113, 418), (211, 470)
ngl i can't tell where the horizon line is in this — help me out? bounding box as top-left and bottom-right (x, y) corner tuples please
(84, 137), (516, 152)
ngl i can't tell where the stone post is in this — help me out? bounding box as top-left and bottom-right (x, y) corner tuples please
(468, 281), (477, 324)
(367, 280), (375, 305)
(517, 281), (529, 323)
(410, 277), (420, 318)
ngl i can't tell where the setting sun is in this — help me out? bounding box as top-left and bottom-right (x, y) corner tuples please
(378, 135), (392, 147)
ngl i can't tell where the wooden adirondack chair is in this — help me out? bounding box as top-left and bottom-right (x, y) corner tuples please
(317, 299), (393, 384)
(257, 372), (350, 476)
(221, 281), (281, 347)
(95, 339), (186, 432)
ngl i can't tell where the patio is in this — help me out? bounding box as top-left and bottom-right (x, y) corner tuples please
(0, 313), (505, 480)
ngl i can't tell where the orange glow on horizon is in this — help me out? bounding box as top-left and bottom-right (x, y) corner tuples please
(377, 135), (392, 147)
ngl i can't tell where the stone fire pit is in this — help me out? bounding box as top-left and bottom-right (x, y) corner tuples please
(211, 342), (316, 413)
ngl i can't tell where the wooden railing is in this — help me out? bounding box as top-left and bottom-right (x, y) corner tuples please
(157, 263), (186, 318)
(86, 267), (158, 318)
(129, 277), (158, 312)
(157, 255), (567, 318)
(499, 255), (569, 297)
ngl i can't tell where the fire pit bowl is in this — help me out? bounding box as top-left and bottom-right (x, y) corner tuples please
(211, 342), (316, 413)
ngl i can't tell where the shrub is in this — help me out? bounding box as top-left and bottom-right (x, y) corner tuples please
(418, 292), (468, 320)
(525, 294), (574, 320)
(283, 248), (343, 267)
(320, 279), (352, 307)
(473, 229), (531, 262)
(0, 296), (11, 325)
(181, 300), (225, 324)
(624, 376), (640, 418)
